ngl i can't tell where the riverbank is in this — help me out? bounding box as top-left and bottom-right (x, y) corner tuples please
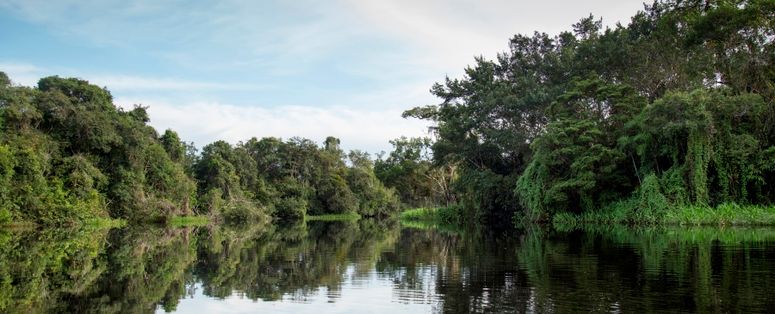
(167, 216), (210, 227)
(399, 206), (462, 225)
(402, 203), (775, 229)
(0, 216), (212, 229)
(551, 203), (775, 228)
(0, 217), (127, 229)
(305, 212), (361, 221)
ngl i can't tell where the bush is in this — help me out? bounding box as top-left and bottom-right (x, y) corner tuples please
(274, 197), (307, 221)
(632, 174), (670, 223)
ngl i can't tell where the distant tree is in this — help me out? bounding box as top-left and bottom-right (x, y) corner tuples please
(0, 72), (10, 87)
(160, 129), (185, 162)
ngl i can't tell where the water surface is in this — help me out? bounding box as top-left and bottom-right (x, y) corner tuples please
(2, 221), (774, 313)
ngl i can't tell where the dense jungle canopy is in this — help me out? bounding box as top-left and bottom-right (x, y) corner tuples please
(0, 72), (400, 225)
(403, 0), (775, 225)
(1, 0), (774, 227)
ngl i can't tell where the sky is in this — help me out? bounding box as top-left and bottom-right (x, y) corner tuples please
(0, 0), (645, 154)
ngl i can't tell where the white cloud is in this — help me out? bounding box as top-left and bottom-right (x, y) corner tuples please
(0, 61), (256, 92)
(0, 0), (645, 79)
(0, 62), (45, 86)
(1, 61), (432, 154)
(0, 0), (372, 74)
(115, 98), (432, 154)
(86, 75), (258, 92)
(346, 0), (646, 76)
(1, 1), (649, 154)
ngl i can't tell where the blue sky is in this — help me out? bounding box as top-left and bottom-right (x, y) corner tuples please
(0, 0), (644, 153)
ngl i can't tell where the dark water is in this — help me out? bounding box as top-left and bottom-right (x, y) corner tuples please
(2, 221), (775, 313)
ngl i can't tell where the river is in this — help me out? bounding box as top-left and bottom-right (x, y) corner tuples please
(1, 220), (774, 313)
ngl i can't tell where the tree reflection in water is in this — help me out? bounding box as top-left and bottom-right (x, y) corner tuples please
(1, 222), (775, 313)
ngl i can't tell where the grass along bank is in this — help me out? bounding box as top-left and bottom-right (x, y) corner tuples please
(549, 203), (775, 229)
(84, 218), (127, 228)
(167, 216), (210, 227)
(399, 206), (463, 225)
(306, 212), (361, 221)
(1, 217), (126, 229)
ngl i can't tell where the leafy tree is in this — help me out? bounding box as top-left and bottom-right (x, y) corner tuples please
(347, 150), (400, 216)
(160, 129), (185, 162)
(0, 75), (195, 224)
(406, 0), (775, 224)
(0, 72), (10, 88)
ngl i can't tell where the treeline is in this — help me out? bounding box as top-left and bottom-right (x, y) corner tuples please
(193, 136), (399, 223)
(0, 73), (399, 225)
(401, 0), (775, 225)
(374, 137), (457, 208)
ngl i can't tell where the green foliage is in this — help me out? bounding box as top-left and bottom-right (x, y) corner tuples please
(405, 0), (775, 226)
(347, 150), (401, 217)
(630, 90), (775, 207)
(0, 145), (15, 214)
(0, 72), (401, 225)
(663, 203), (775, 226)
(192, 136), (400, 223)
(436, 204), (463, 225)
(272, 178), (309, 220)
(399, 205), (463, 225)
(3, 0), (774, 227)
(633, 173), (670, 222)
(376, 137), (436, 206)
(456, 168), (519, 224)
(194, 140), (265, 223)
(160, 129), (185, 162)
(314, 172), (358, 214)
(167, 216), (209, 227)
(549, 202), (775, 227)
(0, 74), (196, 224)
(305, 212), (361, 221)
(518, 118), (626, 214)
(399, 207), (437, 221)
(0, 72), (10, 87)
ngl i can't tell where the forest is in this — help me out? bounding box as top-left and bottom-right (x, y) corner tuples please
(0, 72), (400, 225)
(1, 0), (775, 227)
(402, 0), (775, 227)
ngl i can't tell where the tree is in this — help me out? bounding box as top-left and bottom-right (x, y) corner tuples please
(0, 72), (10, 87)
(160, 129), (185, 162)
(406, 0), (775, 224)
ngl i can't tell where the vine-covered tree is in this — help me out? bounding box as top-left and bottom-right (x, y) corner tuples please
(406, 0), (775, 224)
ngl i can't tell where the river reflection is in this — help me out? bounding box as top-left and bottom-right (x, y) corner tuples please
(1, 221), (774, 313)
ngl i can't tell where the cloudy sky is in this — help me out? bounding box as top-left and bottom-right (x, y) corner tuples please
(0, 0), (645, 153)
